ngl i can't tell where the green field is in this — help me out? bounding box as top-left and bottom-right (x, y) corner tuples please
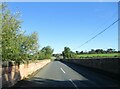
(77, 53), (119, 58)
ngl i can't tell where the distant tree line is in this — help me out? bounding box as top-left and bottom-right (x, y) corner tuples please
(1, 3), (53, 63)
(62, 47), (118, 59)
(52, 54), (62, 59)
(76, 48), (118, 55)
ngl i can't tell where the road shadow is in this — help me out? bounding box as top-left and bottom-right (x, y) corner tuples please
(9, 77), (119, 89)
(60, 61), (120, 86)
(8, 61), (120, 89)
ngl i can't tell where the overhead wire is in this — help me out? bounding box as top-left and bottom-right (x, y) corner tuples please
(73, 18), (120, 50)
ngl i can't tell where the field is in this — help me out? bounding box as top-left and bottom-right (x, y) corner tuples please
(77, 53), (119, 58)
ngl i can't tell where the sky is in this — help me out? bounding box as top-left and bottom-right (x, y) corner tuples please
(7, 2), (118, 53)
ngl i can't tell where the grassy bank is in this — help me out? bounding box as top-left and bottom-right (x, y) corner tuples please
(77, 53), (119, 58)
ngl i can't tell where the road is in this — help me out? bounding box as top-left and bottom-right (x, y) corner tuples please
(11, 61), (120, 89)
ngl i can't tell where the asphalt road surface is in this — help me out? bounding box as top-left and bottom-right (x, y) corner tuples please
(11, 61), (120, 89)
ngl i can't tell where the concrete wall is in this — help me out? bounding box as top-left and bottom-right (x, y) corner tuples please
(62, 58), (120, 79)
(2, 59), (51, 87)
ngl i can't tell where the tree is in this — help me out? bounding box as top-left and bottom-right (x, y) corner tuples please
(38, 46), (54, 59)
(20, 32), (39, 60)
(89, 49), (95, 54)
(107, 48), (114, 53)
(1, 3), (22, 61)
(70, 51), (78, 58)
(80, 51), (84, 54)
(62, 51), (65, 59)
(62, 47), (78, 59)
(1, 3), (39, 63)
(76, 51), (79, 55)
(62, 47), (71, 59)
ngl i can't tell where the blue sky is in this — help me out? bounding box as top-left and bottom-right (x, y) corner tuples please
(7, 2), (118, 53)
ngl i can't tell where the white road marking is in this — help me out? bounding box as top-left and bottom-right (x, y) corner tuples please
(60, 68), (65, 74)
(69, 79), (79, 89)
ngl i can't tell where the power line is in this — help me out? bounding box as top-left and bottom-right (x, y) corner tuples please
(88, 10), (117, 38)
(73, 18), (120, 50)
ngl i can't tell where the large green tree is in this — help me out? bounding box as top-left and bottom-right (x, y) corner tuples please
(1, 3), (53, 63)
(62, 47), (71, 59)
(39, 46), (54, 59)
(1, 3), (39, 62)
(62, 47), (78, 59)
(2, 3), (22, 61)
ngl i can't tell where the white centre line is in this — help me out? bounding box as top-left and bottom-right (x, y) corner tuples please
(69, 79), (79, 89)
(60, 68), (66, 74)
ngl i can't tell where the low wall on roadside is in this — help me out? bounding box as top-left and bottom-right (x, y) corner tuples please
(2, 59), (51, 87)
(62, 58), (120, 79)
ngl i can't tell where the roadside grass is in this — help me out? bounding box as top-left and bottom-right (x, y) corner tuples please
(77, 53), (119, 58)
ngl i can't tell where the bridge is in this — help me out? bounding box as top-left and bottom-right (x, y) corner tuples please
(9, 60), (119, 89)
